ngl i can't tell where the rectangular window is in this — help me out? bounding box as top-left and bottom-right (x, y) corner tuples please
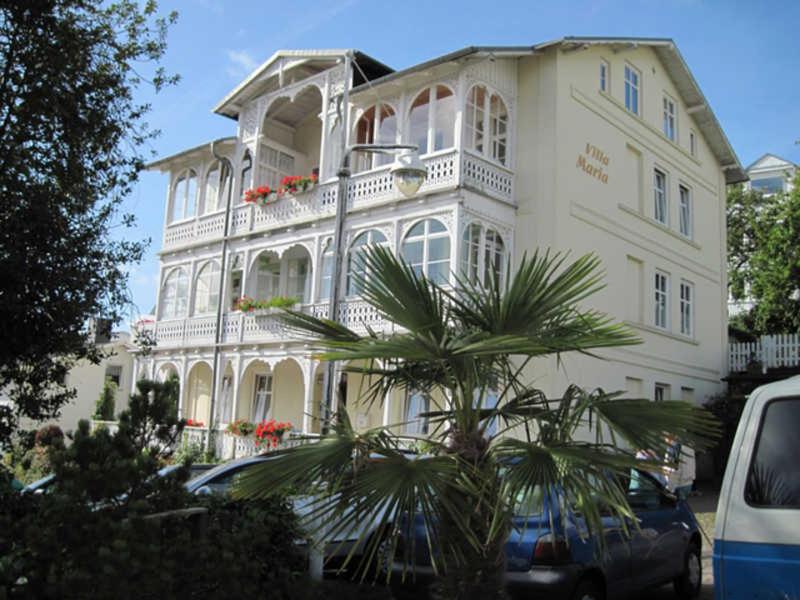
(252, 374), (273, 422)
(751, 176), (786, 195)
(745, 397), (800, 507)
(689, 130), (697, 156)
(655, 270), (669, 329)
(654, 383), (670, 402)
(663, 95), (676, 141)
(680, 280), (694, 336)
(681, 386), (695, 403)
(624, 64), (640, 115)
(258, 144), (295, 190)
(679, 185), (692, 238)
(404, 390), (430, 435)
(105, 365), (122, 387)
(654, 169), (668, 224)
(600, 60), (609, 92)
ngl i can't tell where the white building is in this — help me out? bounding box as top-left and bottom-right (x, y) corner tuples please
(135, 38), (745, 453)
(744, 153), (796, 195)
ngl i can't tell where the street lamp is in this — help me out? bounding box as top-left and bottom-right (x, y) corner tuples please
(320, 142), (427, 431)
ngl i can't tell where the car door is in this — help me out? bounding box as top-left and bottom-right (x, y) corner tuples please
(626, 470), (688, 587)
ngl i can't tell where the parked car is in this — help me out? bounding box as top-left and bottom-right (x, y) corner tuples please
(22, 463), (215, 495)
(713, 376), (800, 599)
(390, 469), (702, 600)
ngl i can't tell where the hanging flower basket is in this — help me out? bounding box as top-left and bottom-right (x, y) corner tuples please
(254, 419), (293, 449)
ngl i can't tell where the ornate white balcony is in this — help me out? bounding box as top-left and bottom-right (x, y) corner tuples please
(160, 149), (514, 251)
(154, 301), (394, 349)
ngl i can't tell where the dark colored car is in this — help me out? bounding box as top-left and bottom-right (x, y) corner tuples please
(393, 470), (702, 600)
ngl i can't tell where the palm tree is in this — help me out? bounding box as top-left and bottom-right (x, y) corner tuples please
(235, 246), (717, 599)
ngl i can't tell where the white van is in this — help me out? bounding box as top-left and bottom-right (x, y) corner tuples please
(713, 375), (800, 599)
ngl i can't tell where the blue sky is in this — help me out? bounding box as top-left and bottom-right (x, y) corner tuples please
(120, 0), (800, 322)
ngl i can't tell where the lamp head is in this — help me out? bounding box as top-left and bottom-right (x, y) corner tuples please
(390, 149), (427, 198)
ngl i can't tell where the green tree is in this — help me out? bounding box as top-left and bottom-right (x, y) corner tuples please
(727, 172), (800, 334)
(93, 378), (117, 421)
(236, 247), (718, 598)
(0, 0), (178, 447)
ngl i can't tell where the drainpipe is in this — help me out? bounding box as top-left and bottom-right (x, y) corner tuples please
(319, 50), (353, 433)
(205, 141), (235, 454)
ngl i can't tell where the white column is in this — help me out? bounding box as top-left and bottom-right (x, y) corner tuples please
(302, 358), (317, 434)
(231, 356), (243, 422)
(178, 357), (189, 418)
(317, 72), (330, 179)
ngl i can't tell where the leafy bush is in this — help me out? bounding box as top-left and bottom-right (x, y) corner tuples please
(172, 440), (219, 466)
(93, 377), (117, 420)
(34, 424), (64, 448)
(0, 377), (305, 598)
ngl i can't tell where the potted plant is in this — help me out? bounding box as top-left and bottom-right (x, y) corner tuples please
(226, 419), (255, 437)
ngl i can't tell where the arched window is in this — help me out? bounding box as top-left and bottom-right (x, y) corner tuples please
(318, 239), (334, 301)
(347, 229), (388, 296)
(460, 223), (506, 285)
(170, 170), (198, 223)
(465, 85), (509, 165)
(284, 245), (311, 303)
(408, 85), (455, 156)
(193, 262), (220, 315)
(255, 253), (281, 299)
(203, 162), (230, 214)
(402, 219), (450, 285)
(353, 104), (397, 172)
(239, 151), (252, 197)
(160, 267), (189, 320)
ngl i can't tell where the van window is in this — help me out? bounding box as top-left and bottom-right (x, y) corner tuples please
(745, 397), (800, 508)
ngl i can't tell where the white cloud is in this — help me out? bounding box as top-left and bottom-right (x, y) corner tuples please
(226, 49), (260, 79)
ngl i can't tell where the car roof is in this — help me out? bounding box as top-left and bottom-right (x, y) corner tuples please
(185, 454), (277, 490)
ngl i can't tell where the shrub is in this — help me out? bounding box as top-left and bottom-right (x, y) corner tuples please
(34, 424), (64, 448)
(93, 378), (117, 421)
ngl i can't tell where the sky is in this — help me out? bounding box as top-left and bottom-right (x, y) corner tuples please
(119, 0), (800, 323)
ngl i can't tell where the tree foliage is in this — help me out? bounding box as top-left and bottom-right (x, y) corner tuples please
(235, 246), (719, 598)
(0, 0), (178, 446)
(728, 173), (800, 334)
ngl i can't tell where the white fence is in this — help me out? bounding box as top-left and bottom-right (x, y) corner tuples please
(729, 334), (800, 373)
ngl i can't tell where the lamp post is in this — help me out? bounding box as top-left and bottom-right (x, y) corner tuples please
(319, 143), (427, 432)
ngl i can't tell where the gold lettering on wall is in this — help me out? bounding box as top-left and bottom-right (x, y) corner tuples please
(576, 142), (609, 184)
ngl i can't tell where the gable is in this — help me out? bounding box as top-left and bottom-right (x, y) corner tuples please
(746, 153), (796, 173)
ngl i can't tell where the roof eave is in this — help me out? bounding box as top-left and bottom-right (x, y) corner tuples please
(145, 137), (237, 172)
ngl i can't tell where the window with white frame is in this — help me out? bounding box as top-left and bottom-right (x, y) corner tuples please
(318, 239), (334, 301)
(663, 95), (676, 141)
(689, 130), (697, 157)
(402, 219), (451, 285)
(252, 373), (273, 422)
(258, 143), (295, 190)
(654, 382), (670, 402)
(285, 253), (310, 302)
(460, 223), (506, 285)
(229, 255), (243, 310)
(654, 270), (669, 329)
(624, 64), (640, 115)
(203, 162), (230, 214)
(654, 169), (668, 224)
(255, 253), (281, 299)
(408, 85), (455, 155)
(404, 389), (429, 435)
(170, 171), (198, 223)
(347, 229), (388, 296)
(193, 261), (220, 315)
(159, 267), (189, 320)
(353, 104), (397, 172)
(465, 85), (509, 165)
(240, 151), (252, 196)
(680, 280), (694, 336)
(679, 185), (692, 238)
(600, 60), (609, 92)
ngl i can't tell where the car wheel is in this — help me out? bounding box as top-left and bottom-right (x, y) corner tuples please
(571, 578), (604, 600)
(673, 542), (702, 599)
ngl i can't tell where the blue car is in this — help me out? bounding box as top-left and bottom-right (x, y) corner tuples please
(392, 470), (702, 600)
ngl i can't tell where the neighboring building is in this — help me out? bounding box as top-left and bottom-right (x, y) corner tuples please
(744, 153), (796, 195)
(135, 38), (744, 449)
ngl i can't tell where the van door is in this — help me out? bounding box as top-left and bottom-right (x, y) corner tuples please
(716, 393), (800, 599)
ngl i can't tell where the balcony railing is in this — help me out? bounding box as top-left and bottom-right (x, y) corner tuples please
(729, 334), (800, 374)
(161, 149), (513, 251)
(154, 301), (394, 348)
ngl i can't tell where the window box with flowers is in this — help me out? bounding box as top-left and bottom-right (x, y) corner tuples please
(233, 295), (299, 314)
(243, 174), (318, 207)
(254, 419), (293, 449)
(185, 419), (204, 428)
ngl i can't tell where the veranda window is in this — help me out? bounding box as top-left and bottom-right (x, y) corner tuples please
(402, 219), (451, 285)
(465, 85), (509, 165)
(193, 261), (220, 315)
(160, 267), (189, 320)
(408, 85), (455, 155)
(347, 229), (388, 296)
(353, 104), (397, 172)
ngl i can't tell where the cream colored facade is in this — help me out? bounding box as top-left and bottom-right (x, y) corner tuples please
(136, 39), (744, 450)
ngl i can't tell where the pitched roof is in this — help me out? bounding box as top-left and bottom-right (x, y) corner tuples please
(745, 153), (797, 173)
(352, 37), (746, 184)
